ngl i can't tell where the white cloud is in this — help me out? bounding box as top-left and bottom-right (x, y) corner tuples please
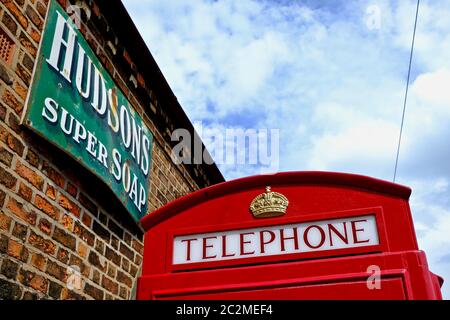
(123, 0), (450, 299)
(412, 69), (450, 107)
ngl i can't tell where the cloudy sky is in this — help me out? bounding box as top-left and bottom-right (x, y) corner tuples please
(122, 0), (450, 298)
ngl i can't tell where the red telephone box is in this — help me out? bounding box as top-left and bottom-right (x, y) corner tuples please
(137, 172), (443, 300)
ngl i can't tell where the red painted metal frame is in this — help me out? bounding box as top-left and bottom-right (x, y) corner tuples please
(140, 171), (412, 230)
(165, 207), (389, 272)
(138, 250), (442, 300)
(151, 269), (409, 300)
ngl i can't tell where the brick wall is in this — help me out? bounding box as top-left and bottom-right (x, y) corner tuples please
(0, 0), (221, 300)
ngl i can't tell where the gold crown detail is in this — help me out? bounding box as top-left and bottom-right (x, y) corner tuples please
(249, 186), (289, 218)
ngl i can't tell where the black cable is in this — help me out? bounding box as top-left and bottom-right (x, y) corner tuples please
(393, 0), (421, 182)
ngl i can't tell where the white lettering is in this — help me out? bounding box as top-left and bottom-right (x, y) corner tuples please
(46, 11), (76, 82)
(91, 68), (107, 115)
(75, 45), (92, 99)
(42, 97), (59, 123)
(173, 215), (379, 265)
(120, 105), (131, 148)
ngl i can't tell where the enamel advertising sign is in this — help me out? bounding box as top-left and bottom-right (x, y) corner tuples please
(22, 0), (153, 222)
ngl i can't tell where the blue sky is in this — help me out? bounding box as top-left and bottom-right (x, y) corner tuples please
(122, 0), (450, 298)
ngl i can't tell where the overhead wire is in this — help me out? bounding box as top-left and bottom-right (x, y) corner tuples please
(393, 0), (421, 182)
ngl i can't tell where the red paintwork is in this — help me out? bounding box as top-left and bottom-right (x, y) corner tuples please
(137, 171), (443, 300)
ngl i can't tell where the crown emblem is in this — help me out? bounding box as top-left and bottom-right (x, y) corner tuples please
(249, 186), (289, 218)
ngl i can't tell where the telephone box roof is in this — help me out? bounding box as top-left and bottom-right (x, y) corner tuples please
(141, 171), (412, 230)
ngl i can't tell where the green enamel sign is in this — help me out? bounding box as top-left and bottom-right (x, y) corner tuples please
(22, 0), (153, 223)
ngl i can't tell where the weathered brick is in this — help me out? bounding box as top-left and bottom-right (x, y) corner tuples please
(12, 221), (28, 241)
(77, 242), (87, 259)
(108, 219), (123, 239)
(74, 221), (94, 246)
(95, 238), (105, 255)
(105, 246), (121, 266)
(104, 293), (114, 300)
(19, 31), (37, 57)
(1, 258), (19, 279)
(58, 194), (80, 217)
(16, 63), (31, 85)
(46, 260), (67, 282)
(25, 148), (40, 168)
(22, 53), (34, 72)
(102, 275), (118, 295)
(69, 254), (89, 277)
(61, 288), (85, 300)
(56, 247), (69, 264)
(28, 26), (41, 43)
(81, 212), (92, 228)
(0, 166), (17, 189)
(16, 161), (44, 190)
(0, 212), (12, 231)
(123, 232), (132, 246)
(1, 12), (17, 35)
(18, 268), (48, 293)
(93, 220), (110, 242)
(34, 194), (59, 220)
(48, 281), (62, 299)
(31, 252), (46, 271)
(3, 0), (28, 29)
(25, 5), (43, 30)
(28, 230), (56, 255)
(36, 1), (46, 18)
(111, 236), (119, 250)
(7, 133), (25, 156)
(42, 161), (65, 188)
(107, 263), (116, 278)
(134, 254), (142, 266)
(0, 189), (5, 206)
(84, 282), (104, 300)
(116, 270), (132, 288)
(0, 278), (22, 300)
(7, 111), (20, 133)
(119, 243), (134, 261)
(0, 64), (13, 86)
(132, 239), (144, 256)
(18, 182), (33, 202)
(7, 197), (36, 225)
(78, 193), (97, 214)
(53, 226), (76, 251)
(129, 264), (138, 277)
(66, 182), (77, 197)
(119, 286), (128, 299)
(22, 291), (38, 300)
(0, 234), (8, 253)
(61, 213), (74, 231)
(8, 239), (29, 262)
(38, 217), (52, 235)
(121, 258), (129, 272)
(45, 184), (56, 200)
(0, 104), (6, 121)
(91, 268), (100, 285)
(12, 81), (28, 101)
(88, 250), (106, 272)
(137, 73), (145, 88)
